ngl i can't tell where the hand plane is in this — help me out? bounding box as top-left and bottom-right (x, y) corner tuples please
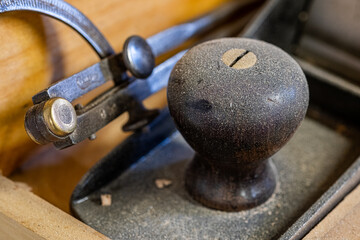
(3, 0), (359, 239)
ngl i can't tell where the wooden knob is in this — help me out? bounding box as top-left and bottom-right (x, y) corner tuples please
(167, 38), (309, 211)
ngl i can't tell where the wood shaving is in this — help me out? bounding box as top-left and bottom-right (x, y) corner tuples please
(155, 179), (172, 189)
(101, 194), (112, 206)
(14, 182), (32, 192)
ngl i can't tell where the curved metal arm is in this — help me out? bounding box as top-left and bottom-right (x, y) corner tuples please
(0, 0), (114, 58)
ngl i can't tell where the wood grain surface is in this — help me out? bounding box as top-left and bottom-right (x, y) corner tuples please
(0, 175), (109, 240)
(0, 0), (228, 176)
(305, 184), (360, 239)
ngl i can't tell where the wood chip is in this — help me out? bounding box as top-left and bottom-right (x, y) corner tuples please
(14, 182), (32, 192)
(155, 179), (172, 189)
(100, 194), (112, 206)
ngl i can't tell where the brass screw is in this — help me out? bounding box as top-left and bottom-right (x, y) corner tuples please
(221, 48), (257, 69)
(43, 98), (77, 137)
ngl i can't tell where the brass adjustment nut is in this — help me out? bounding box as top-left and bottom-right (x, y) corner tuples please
(25, 97), (77, 145)
(42, 98), (77, 137)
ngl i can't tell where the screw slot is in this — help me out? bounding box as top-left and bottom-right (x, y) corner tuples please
(221, 48), (257, 69)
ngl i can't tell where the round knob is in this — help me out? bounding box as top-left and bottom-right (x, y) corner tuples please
(123, 35), (155, 79)
(167, 38), (309, 211)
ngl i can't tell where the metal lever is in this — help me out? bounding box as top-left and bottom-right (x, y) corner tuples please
(16, 0), (258, 148)
(31, 0), (252, 104)
(32, 35), (156, 104)
(54, 52), (185, 149)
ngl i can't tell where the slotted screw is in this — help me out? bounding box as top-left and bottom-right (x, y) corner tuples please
(221, 48), (257, 69)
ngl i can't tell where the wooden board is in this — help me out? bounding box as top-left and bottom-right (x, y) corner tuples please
(0, 175), (109, 240)
(0, 0), (228, 176)
(305, 184), (360, 239)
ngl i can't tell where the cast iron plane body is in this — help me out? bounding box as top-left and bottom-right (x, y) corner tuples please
(71, 0), (360, 239)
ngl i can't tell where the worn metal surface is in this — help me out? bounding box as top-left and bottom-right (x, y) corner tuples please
(26, 48), (184, 148)
(32, 56), (124, 104)
(21, 0), (256, 148)
(296, 0), (360, 83)
(279, 61), (360, 240)
(123, 36), (155, 79)
(147, 0), (260, 57)
(55, 51), (185, 149)
(281, 156), (360, 240)
(71, 109), (177, 202)
(302, 0), (360, 55)
(242, 0), (309, 52)
(242, 0), (360, 238)
(31, 0), (254, 105)
(25, 98), (77, 144)
(71, 112), (360, 239)
(69, 0), (360, 239)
